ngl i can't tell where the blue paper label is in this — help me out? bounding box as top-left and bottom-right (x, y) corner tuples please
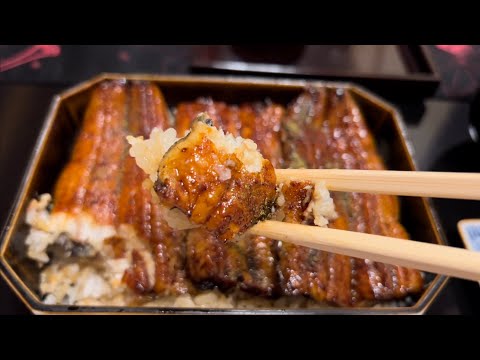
(458, 220), (480, 252)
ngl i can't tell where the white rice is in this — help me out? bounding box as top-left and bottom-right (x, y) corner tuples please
(25, 194), (115, 263)
(127, 127), (178, 183)
(275, 181), (337, 227)
(204, 122), (263, 173)
(142, 289), (329, 309)
(25, 195), (156, 305)
(40, 263), (113, 305)
(303, 181), (337, 227)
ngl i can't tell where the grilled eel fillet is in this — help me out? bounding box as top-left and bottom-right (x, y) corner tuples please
(176, 99), (283, 296)
(53, 80), (188, 297)
(280, 87), (423, 306)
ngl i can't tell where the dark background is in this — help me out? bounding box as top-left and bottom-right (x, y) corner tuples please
(1, 45), (480, 315)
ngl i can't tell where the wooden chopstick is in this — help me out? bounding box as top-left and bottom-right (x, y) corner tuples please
(275, 169), (480, 200)
(250, 220), (480, 282)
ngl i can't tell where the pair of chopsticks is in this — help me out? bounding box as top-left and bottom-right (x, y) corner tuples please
(248, 169), (480, 282)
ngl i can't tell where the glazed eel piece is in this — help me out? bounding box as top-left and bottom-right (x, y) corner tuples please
(119, 81), (189, 296)
(176, 99), (282, 296)
(280, 87), (423, 306)
(53, 80), (127, 222)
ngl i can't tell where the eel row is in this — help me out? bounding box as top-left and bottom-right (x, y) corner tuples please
(46, 81), (423, 306)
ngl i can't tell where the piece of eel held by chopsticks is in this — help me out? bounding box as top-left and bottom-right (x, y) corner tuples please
(128, 113), (279, 242)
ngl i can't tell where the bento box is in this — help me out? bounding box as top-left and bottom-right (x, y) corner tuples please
(0, 74), (447, 314)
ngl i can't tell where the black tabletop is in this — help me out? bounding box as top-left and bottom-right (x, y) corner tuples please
(1, 45), (480, 315)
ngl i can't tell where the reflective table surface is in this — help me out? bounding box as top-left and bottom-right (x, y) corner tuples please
(1, 45), (480, 314)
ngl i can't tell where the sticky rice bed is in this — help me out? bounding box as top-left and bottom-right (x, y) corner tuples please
(25, 180), (337, 308)
(40, 260), (333, 308)
(302, 182), (337, 227)
(25, 194), (115, 263)
(25, 197), (157, 305)
(39, 260), (411, 308)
